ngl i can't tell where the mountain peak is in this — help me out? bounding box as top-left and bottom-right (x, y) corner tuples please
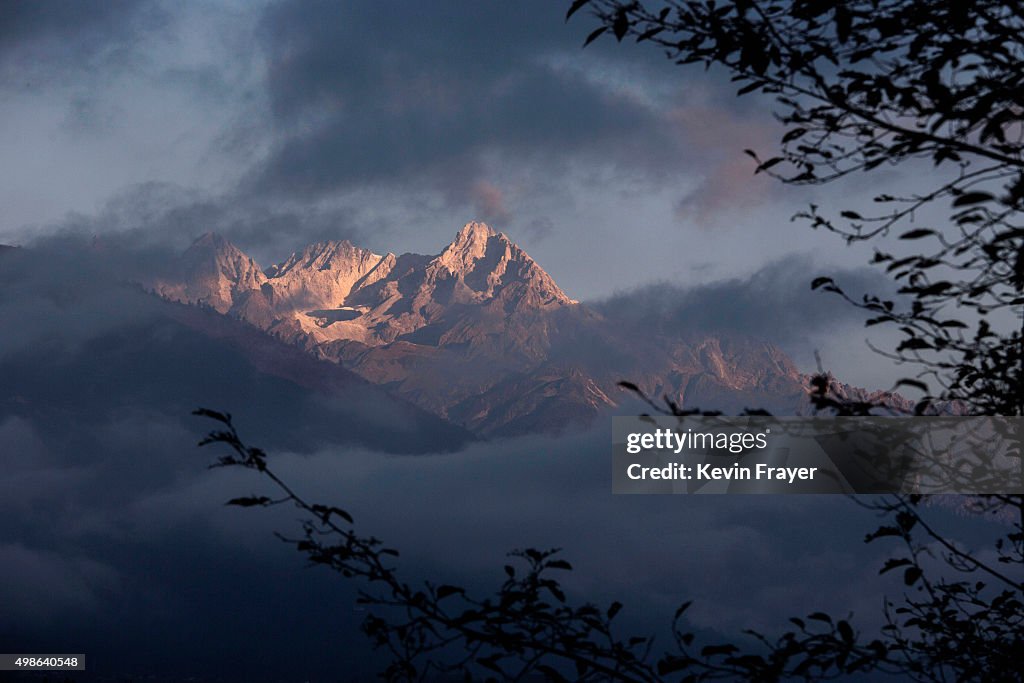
(153, 232), (265, 314)
(427, 221), (576, 309)
(270, 239), (380, 278)
(437, 222), (505, 274)
(457, 221), (498, 240)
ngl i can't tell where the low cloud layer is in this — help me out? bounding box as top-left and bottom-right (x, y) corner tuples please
(594, 254), (907, 387)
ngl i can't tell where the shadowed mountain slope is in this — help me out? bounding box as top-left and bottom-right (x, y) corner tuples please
(1, 247), (472, 455)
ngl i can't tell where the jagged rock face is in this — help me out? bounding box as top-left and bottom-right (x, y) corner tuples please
(153, 222), (578, 348)
(329, 222), (577, 345)
(152, 232), (267, 314)
(263, 240), (385, 311)
(148, 222), (808, 434)
(428, 222), (575, 309)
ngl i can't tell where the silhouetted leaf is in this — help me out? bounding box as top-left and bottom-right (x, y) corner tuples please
(565, 0), (592, 21)
(895, 513), (917, 534)
(899, 229), (937, 240)
(782, 127), (807, 143)
(735, 81), (758, 95)
(312, 504), (354, 524)
(811, 276), (835, 289)
(657, 655), (692, 675)
(880, 558), (913, 575)
(612, 8), (629, 41)
(476, 655), (503, 674)
(894, 379), (928, 393)
(193, 408), (230, 423)
(582, 26), (607, 47)
(535, 664), (570, 682)
(755, 156), (784, 173)
(904, 566), (923, 586)
(436, 585), (464, 600)
(897, 338), (932, 351)
(226, 496), (271, 507)
(952, 191), (995, 206)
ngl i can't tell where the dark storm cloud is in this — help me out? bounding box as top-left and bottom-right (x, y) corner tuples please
(247, 0), (685, 204)
(593, 255), (900, 349)
(23, 181), (374, 267)
(588, 254), (914, 390)
(0, 0), (165, 85)
(0, 232), (175, 361)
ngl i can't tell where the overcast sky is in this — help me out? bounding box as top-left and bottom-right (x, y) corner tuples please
(0, 0), (917, 387)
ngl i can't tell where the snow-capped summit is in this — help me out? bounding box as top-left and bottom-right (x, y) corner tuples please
(149, 222), (577, 343)
(436, 221), (498, 272)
